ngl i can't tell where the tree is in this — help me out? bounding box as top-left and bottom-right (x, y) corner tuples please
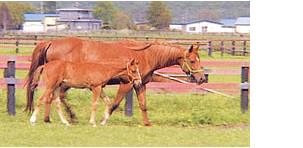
(43, 1), (56, 13)
(196, 10), (220, 22)
(93, 1), (117, 24)
(0, 3), (11, 30)
(0, 2), (36, 30)
(146, 1), (172, 29)
(112, 11), (135, 30)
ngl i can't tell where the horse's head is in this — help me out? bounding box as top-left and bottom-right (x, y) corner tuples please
(179, 45), (206, 85)
(127, 59), (142, 88)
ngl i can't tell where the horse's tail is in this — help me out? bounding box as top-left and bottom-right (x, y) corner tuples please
(25, 42), (51, 113)
(31, 65), (45, 90)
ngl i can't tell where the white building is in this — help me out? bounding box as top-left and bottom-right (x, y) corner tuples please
(169, 20), (235, 33)
(23, 13), (59, 33)
(235, 16), (250, 33)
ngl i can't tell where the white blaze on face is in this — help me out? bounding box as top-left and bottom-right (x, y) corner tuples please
(196, 57), (200, 62)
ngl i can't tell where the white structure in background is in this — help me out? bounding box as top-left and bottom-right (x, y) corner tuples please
(235, 16), (250, 33)
(170, 16), (250, 34)
(169, 23), (184, 31)
(23, 13), (66, 33)
(169, 20), (234, 33)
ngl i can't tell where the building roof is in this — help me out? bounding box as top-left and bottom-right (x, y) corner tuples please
(57, 7), (92, 11)
(171, 19), (223, 26)
(57, 18), (101, 23)
(235, 16), (250, 25)
(221, 18), (236, 26)
(184, 19), (223, 25)
(24, 13), (59, 21)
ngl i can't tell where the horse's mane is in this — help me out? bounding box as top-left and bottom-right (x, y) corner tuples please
(128, 40), (186, 68)
(126, 40), (179, 51)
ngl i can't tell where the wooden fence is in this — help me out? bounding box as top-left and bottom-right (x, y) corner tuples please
(0, 55), (250, 116)
(0, 34), (250, 56)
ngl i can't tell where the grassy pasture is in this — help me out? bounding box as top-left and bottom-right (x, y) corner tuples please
(0, 34), (250, 146)
(0, 88), (249, 147)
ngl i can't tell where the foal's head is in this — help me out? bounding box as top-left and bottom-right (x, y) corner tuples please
(179, 45), (206, 85)
(127, 59), (142, 88)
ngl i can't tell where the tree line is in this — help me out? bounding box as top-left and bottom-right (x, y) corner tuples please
(0, 1), (249, 31)
(0, 1), (172, 30)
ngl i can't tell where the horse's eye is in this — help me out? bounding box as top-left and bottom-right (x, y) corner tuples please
(190, 61), (195, 64)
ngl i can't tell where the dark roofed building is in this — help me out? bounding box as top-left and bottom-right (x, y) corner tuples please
(57, 7), (102, 31)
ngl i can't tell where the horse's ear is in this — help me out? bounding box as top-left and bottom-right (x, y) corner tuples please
(130, 59), (136, 65)
(135, 60), (140, 65)
(188, 45), (194, 53)
(195, 44), (200, 52)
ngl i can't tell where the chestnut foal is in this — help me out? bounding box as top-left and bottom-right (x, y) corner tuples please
(29, 59), (142, 126)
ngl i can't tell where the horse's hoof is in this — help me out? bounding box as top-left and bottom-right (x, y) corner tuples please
(144, 123), (152, 126)
(66, 123), (70, 126)
(92, 124), (97, 127)
(30, 122), (35, 126)
(100, 120), (106, 126)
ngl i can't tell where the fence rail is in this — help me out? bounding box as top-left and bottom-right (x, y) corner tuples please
(0, 55), (250, 116)
(1, 34), (250, 56)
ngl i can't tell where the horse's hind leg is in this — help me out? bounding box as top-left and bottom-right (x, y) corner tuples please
(100, 89), (112, 125)
(30, 88), (52, 125)
(53, 87), (70, 125)
(89, 86), (101, 127)
(43, 91), (53, 123)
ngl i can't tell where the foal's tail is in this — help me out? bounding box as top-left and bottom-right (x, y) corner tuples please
(31, 65), (45, 90)
(25, 42), (51, 113)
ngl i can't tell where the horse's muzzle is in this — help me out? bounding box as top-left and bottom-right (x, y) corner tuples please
(191, 74), (206, 85)
(196, 77), (206, 85)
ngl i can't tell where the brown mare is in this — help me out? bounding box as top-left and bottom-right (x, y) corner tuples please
(29, 59), (142, 126)
(26, 37), (206, 126)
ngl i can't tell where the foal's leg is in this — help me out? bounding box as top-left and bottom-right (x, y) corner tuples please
(52, 88), (70, 125)
(89, 86), (101, 127)
(100, 89), (112, 125)
(108, 83), (133, 115)
(30, 88), (52, 125)
(43, 91), (53, 123)
(135, 85), (151, 126)
(58, 85), (77, 122)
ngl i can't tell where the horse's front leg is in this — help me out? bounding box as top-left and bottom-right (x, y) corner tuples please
(134, 85), (151, 126)
(58, 85), (77, 123)
(89, 86), (101, 127)
(108, 83), (133, 115)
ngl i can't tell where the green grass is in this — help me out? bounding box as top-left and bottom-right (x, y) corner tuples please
(0, 88), (249, 147)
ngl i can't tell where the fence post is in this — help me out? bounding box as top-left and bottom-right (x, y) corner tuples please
(5, 58), (16, 116)
(221, 41), (224, 57)
(125, 88), (133, 117)
(232, 40), (235, 56)
(15, 40), (19, 53)
(208, 41), (212, 56)
(243, 41), (247, 56)
(241, 66), (249, 112)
